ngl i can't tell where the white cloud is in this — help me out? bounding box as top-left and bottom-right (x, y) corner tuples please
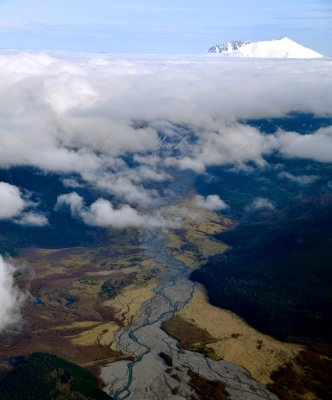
(43, 75), (98, 113)
(167, 123), (278, 172)
(278, 172), (319, 185)
(0, 256), (26, 332)
(55, 192), (84, 215)
(0, 182), (26, 220)
(56, 192), (176, 229)
(0, 181), (48, 226)
(82, 199), (148, 228)
(167, 156), (206, 173)
(194, 195), (229, 211)
(277, 126), (332, 163)
(61, 178), (83, 188)
(248, 197), (275, 211)
(15, 212), (49, 227)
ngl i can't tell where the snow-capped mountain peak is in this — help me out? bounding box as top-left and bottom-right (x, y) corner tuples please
(208, 37), (323, 58)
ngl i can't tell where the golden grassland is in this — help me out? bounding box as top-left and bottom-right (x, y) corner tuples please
(52, 321), (101, 330)
(172, 285), (302, 384)
(68, 322), (121, 346)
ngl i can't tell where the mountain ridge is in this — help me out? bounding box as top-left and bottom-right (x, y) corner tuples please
(208, 37), (323, 58)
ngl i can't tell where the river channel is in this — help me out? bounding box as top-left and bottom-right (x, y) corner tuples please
(101, 228), (279, 400)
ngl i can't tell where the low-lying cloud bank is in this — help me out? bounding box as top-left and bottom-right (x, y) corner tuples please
(0, 52), (331, 226)
(0, 256), (26, 332)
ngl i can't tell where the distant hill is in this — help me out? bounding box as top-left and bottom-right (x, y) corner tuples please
(208, 37), (323, 58)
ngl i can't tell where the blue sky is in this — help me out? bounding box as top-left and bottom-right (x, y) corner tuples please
(0, 0), (331, 55)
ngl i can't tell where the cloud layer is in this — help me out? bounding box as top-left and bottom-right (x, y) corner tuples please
(0, 52), (331, 226)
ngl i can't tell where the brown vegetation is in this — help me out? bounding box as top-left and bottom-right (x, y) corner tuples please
(268, 345), (332, 400)
(188, 370), (229, 400)
(162, 315), (219, 359)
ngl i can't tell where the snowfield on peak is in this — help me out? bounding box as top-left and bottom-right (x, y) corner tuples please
(208, 37), (323, 58)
